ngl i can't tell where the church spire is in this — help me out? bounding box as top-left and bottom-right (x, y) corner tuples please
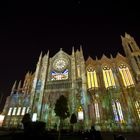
(72, 46), (75, 56)
(80, 45), (83, 54)
(121, 33), (140, 81)
(17, 80), (21, 93)
(38, 51), (42, 64)
(46, 50), (49, 57)
(80, 45), (84, 59)
(11, 80), (17, 95)
(110, 54), (113, 59)
(95, 56), (98, 61)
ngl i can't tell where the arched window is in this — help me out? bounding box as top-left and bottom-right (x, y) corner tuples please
(135, 101), (140, 119)
(119, 64), (134, 88)
(78, 106), (84, 120)
(112, 100), (124, 123)
(102, 66), (116, 89)
(87, 66), (98, 89)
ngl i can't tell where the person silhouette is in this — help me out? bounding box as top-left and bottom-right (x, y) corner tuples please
(116, 135), (126, 140)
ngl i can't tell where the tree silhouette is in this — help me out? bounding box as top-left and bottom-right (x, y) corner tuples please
(21, 113), (31, 135)
(54, 95), (70, 140)
(70, 113), (77, 131)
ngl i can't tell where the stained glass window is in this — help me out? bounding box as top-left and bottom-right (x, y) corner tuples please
(112, 101), (119, 121)
(53, 58), (68, 71)
(112, 100), (124, 123)
(95, 102), (100, 120)
(103, 66), (116, 89)
(87, 67), (98, 89)
(119, 64), (134, 88)
(51, 69), (68, 80)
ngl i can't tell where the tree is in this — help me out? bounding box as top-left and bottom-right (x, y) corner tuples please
(54, 95), (70, 140)
(21, 113), (46, 136)
(70, 113), (77, 131)
(21, 113), (31, 135)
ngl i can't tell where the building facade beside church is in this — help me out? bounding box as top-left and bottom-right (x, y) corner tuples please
(2, 33), (140, 131)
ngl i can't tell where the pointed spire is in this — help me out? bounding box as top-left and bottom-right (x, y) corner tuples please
(95, 56), (98, 61)
(101, 54), (110, 61)
(110, 54), (113, 59)
(125, 32), (130, 38)
(72, 46), (75, 56)
(46, 50), (49, 57)
(11, 80), (17, 94)
(43, 50), (49, 63)
(17, 80), (21, 91)
(72, 46), (74, 53)
(76, 49), (79, 53)
(80, 45), (83, 54)
(80, 45), (84, 59)
(121, 35), (124, 41)
(39, 51), (42, 60)
(37, 51), (43, 65)
(26, 71), (30, 77)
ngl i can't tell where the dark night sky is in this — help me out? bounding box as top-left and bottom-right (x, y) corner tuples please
(0, 1), (140, 111)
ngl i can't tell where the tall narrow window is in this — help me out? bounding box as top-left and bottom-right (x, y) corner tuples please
(26, 107), (30, 113)
(7, 107), (12, 116)
(135, 101), (140, 119)
(87, 67), (98, 89)
(119, 64), (134, 88)
(102, 66), (116, 89)
(17, 107), (21, 116)
(116, 101), (124, 122)
(78, 106), (84, 120)
(112, 100), (124, 123)
(21, 107), (26, 115)
(112, 101), (119, 121)
(12, 107), (17, 115)
(95, 102), (100, 120)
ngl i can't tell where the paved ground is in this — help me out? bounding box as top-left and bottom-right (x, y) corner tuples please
(0, 130), (140, 140)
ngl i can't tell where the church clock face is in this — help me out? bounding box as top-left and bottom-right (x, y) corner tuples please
(53, 58), (68, 71)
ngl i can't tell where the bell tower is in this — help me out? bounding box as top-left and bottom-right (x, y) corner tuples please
(121, 33), (140, 81)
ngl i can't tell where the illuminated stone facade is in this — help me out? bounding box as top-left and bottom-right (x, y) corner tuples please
(2, 33), (140, 131)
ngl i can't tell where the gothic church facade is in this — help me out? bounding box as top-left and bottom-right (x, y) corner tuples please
(2, 33), (140, 131)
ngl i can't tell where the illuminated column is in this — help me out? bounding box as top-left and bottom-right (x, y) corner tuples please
(71, 47), (77, 113)
(87, 71), (91, 88)
(39, 51), (49, 120)
(80, 46), (89, 129)
(30, 52), (42, 112)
